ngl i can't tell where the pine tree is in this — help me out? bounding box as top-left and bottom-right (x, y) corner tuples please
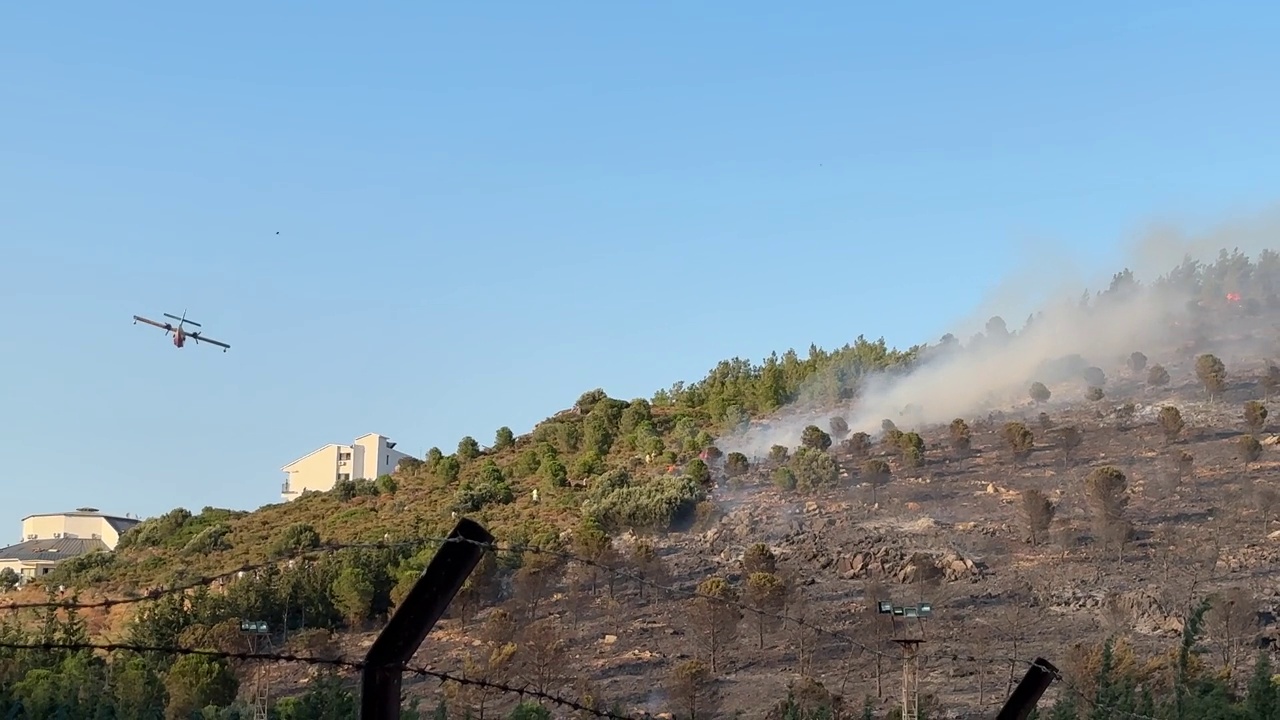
(1244, 651), (1277, 720)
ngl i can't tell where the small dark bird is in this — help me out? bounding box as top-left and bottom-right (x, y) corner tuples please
(276, 231), (280, 234)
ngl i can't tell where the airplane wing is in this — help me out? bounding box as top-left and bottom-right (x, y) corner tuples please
(133, 315), (174, 333)
(188, 332), (231, 350)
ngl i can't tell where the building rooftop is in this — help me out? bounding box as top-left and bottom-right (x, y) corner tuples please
(0, 537), (110, 563)
(20, 509), (140, 536)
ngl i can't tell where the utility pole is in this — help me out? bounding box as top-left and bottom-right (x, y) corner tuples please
(877, 600), (933, 720)
(240, 619), (272, 720)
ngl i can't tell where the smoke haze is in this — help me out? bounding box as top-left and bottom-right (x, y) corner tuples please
(715, 207), (1280, 458)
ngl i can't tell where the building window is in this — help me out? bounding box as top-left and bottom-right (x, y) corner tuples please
(385, 454), (390, 464)
(339, 452), (352, 461)
(338, 473), (351, 482)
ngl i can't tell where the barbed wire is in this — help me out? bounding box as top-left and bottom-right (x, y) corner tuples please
(0, 533), (1234, 720)
(0, 637), (1172, 720)
(463, 537), (1019, 668)
(0, 639), (637, 720)
(1, 533), (1077, 672)
(0, 536), (466, 613)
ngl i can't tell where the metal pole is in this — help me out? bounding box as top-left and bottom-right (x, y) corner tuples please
(995, 657), (1059, 720)
(360, 518), (493, 720)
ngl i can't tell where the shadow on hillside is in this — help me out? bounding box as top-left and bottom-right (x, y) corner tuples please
(1146, 509), (1215, 525)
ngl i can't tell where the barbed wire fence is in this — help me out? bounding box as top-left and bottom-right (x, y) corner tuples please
(0, 528), (1193, 720)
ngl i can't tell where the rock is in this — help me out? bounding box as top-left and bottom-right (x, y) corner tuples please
(602, 634), (617, 644)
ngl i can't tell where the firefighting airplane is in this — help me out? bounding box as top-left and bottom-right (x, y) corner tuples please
(132, 311), (231, 352)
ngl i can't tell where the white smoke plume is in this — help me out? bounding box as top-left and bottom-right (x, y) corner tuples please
(715, 206), (1280, 458)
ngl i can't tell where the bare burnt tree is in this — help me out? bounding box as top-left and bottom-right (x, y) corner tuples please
(1098, 592), (1133, 638)
(1002, 421), (1035, 465)
(863, 579), (894, 698)
(881, 427), (905, 455)
(845, 431), (872, 460)
(451, 611), (519, 719)
(630, 539), (669, 601)
(573, 519), (619, 597)
(786, 596), (823, 678)
(1115, 403), (1136, 430)
(564, 562), (594, 630)
(515, 617), (570, 696)
(667, 659), (717, 720)
(1240, 435), (1263, 467)
(1256, 485), (1279, 537)
(1176, 450), (1195, 483)
(742, 542), (777, 575)
(1159, 406), (1185, 445)
(1207, 587), (1258, 680)
(1151, 525), (1182, 584)
(989, 593), (1039, 696)
(1244, 400), (1269, 436)
(601, 594), (626, 638)
(777, 677), (846, 720)
(451, 550), (499, 627)
(861, 459), (892, 507)
(511, 553), (563, 622)
(1051, 517), (1079, 561)
(1148, 363), (1171, 388)
(1021, 489), (1056, 546)
(1196, 353), (1228, 399)
(829, 415), (850, 440)
(1029, 381), (1051, 404)
(948, 419), (972, 462)
(1057, 426), (1083, 465)
(1084, 466), (1131, 561)
(689, 576), (741, 673)
(724, 452), (750, 479)
(1160, 533), (1221, 623)
(569, 677), (611, 720)
(480, 608), (518, 647)
(1263, 362), (1280, 400)
(744, 571), (787, 649)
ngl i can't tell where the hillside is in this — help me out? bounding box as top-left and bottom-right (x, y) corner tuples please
(6, 248), (1280, 719)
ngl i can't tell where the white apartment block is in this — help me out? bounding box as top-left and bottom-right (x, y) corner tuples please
(0, 508), (139, 583)
(281, 433), (412, 501)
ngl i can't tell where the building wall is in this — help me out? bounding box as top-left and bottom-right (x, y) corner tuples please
(0, 558), (56, 581)
(282, 435), (412, 502)
(282, 444), (343, 499)
(353, 434), (412, 480)
(19, 515), (128, 550)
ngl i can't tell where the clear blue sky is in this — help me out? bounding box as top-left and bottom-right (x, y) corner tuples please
(3, 2), (1280, 533)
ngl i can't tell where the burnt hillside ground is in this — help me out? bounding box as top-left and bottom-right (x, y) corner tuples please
(226, 321), (1280, 719)
(8, 304), (1280, 718)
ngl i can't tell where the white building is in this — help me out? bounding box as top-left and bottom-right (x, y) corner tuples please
(0, 508), (139, 583)
(281, 433), (412, 501)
